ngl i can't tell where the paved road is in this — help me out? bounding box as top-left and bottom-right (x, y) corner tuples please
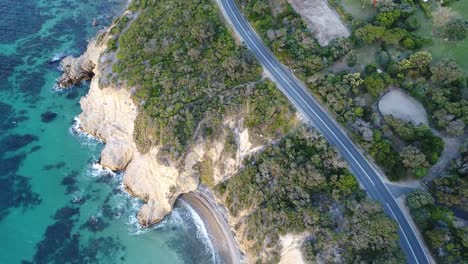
(217, 0), (431, 263)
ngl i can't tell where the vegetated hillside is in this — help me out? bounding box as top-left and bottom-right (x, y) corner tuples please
(217, 127), (405, 263)
(114, 0), (265, 158)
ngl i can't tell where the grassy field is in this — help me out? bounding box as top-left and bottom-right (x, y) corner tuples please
(340, 0), (376, 21)
(414, 1), (468, 74)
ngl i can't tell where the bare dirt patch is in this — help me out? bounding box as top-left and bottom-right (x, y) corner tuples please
(425, 133), (463, 182)
(279, 233), (307, 264)
(288, 0), (350, 46)
(432, 6), (460, 29)
(378, 88), (428, 125)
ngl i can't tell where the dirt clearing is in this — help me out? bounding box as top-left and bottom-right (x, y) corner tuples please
(378, 88), (428, 125)
(288, 0), (350, 46)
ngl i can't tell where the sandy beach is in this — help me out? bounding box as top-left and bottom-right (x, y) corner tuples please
(180, 188), (241, 264)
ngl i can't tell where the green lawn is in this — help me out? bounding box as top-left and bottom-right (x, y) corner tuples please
(340, 0), (376, 21)
(354, 45), (378, 65)
(415, 1), (468, 74)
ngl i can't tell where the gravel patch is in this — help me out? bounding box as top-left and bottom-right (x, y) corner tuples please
(378, 88), (428, 125)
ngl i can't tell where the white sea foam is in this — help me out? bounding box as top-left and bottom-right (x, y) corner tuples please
(50, 52), (66, 63)
(178, 199), (217, 264)
(119, 192), (217, 263)
(125, 198), (149, 235)
(51, 78), (63, 91)
(70, 117), (103, 147)
(72, 191), (84, 204)
(90, 162), (116, 177)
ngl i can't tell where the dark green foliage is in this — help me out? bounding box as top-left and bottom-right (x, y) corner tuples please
(399, 57), (467, 136)
(431, 143), (468, 211)
(114, 0), (261, 156)
(351, 1), (423, 50)
(308, 72), (409, 180)
(353, 24), (419, 48)
(403, 15), (421, 31)
(368, 131), (405, 181)
(416, 0), (432, 18)
(364, 72), (390, 97)
(106, 38), (117, 51)
(378, 50), (391, 68)
(384, 115), (444, 165)
(309, 72), (363, 122)
(407, 190), (468, 263)
(440, 0), (461, 7)
(241, 0), (351, 79)
(244, 81), (295, 139)
(346, 51), (358, 67)
(219, 127), (404, 263)
(397, 51), (432, 77)
(109, 15), (129, 36)
(376, 10), (402, 28)
(128, 0), (157, 10)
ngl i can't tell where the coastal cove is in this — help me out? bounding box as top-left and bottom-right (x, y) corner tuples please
(5, 0), (465, 262)
(0, 0), (219, 263)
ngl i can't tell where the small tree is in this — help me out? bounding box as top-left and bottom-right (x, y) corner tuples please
(446, 119), (465, 137)
(400, 146), (429, 177)
(431, 59), (464, 85)
(407, 190), (434, 210)
(364, 72), (387, 97)
(441, 19), (468, 41)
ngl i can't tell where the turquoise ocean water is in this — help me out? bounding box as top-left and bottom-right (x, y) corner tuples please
(0, 1), (214, 263)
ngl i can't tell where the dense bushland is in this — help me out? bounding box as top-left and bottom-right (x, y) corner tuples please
(114, 0), (264, 156)
(217, 127), (404, 263)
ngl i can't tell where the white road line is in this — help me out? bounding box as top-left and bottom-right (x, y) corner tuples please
(386, 203), (419, 264)
(222, 1), (432, 263)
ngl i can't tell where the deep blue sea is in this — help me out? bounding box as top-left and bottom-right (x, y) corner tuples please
(0, 1), (214, 263)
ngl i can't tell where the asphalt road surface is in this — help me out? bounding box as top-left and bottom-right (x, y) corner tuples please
(217, 0), (431, 263)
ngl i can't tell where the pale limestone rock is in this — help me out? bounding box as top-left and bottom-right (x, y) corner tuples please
(100, 138), (134, 171)
(58, 56), (95, 88)
(78, 81), (137, 141)
(137, 200), (171, 227)
(58, 40), (104, 89)
(279, 233), (308, 264)
(123, 149), (198, 226)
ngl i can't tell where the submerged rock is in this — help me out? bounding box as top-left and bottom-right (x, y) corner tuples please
(41, 111), (58, 123)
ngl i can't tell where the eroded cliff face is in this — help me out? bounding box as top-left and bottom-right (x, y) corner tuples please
(57, 38), (104, 89)
(60, 37), (263, 227)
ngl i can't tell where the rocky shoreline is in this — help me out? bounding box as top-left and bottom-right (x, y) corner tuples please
(56, 12), (261, 261)
(59, 37), (201, 227)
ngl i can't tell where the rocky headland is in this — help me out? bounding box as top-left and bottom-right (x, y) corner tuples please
(58, 30), (263, 228)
